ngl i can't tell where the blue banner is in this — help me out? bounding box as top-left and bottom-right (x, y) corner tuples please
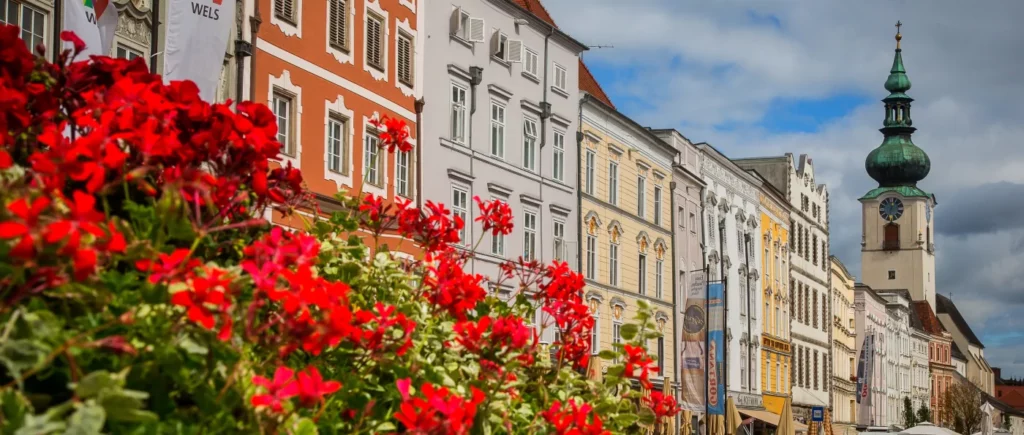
(707, 282), (725, 415)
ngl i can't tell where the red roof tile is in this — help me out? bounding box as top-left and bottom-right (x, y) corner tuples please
(912, 301), (947, 336)
(511, 0), (557, 27)
(580, 60), (615, 108)
(997, 388), (1024, 411)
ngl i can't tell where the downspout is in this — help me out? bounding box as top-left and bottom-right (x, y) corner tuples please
(746, 233), (753, 393)
(234, 0), (253, 108)
(247, 0), (262, 102)
(468, 66), (482, 274)
(538, 26), (555, 263)
(576, 95), (586, 273)
(720, 218), (728, 399)
(150, 0), (161, 73)
(669, 179), (680, 435)
(415, 98), (424, 208)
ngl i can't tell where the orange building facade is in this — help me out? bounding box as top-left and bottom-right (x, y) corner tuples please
(250, 0), (424, 253)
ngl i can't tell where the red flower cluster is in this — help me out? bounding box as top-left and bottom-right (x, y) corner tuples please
(623, 344), (659, 389)
(473, 196), (513, 236)
(357, 195), (463, 253)
(643, 390), (681, 423)
(251, 366), (341, 413)
(394, 380), (485, 434)
(541, 399), (610, 435)
(422, 250), (487, 321)
(369, 115), (413, 153)
(170, 266), (235, 341)
(453, 314), (535, 356)
(535, 262), (594, 369)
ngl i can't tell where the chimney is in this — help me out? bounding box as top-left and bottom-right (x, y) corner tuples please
(993, 367), (1002, 382)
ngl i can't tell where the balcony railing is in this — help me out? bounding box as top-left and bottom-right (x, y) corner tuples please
(883, 239), (900, 250)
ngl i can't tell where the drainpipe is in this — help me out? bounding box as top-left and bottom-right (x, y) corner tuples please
(576, 95), (586, 273)
(415, 98), (424, 208)
(247, 0), (262, 102)
(234, 0), (253, 108)
(537, 26), (554, 263)
(669, 179), (680, 435)
(468, 66), (482, 274)
(746, 233), (753, 393)
(150, 0), (161, 73)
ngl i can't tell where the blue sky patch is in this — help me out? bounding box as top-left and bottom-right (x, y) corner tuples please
(757, 93), (870, 133)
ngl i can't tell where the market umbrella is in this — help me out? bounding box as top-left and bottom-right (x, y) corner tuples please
(681, 410), (692, 435)
(777, 398), (794, 435)
(726, 397), (743, 435)
(898, 422), (961, 435)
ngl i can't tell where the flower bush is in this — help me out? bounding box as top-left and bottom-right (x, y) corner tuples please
(0, 27), (680, 434)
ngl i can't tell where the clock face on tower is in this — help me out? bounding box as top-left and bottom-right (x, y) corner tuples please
(879, 198), (904, 222)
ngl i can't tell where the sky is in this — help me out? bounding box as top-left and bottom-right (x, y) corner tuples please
(544, 0), (1024, 378)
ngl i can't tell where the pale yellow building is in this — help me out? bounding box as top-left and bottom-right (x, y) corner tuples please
(831, 256), (858, 432)
(752, 175), (792, 416)
(580, 94), (677, 389)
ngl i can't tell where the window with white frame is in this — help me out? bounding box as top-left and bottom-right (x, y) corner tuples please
(522, 118), (537, 171)
(552, 131), (565, 181)
(450, 83), (467, 143)
(591, 309), (600, 354)
(739, 274), (747, 315)
(637, 175), (646, 218)
(365, 12), (385, 71)
(689, 212), (697, 233)
(491, 202), (506, 255)
(655, 259), (663, 299)
(451, 186), (468, 245)
(327, 114), (348, 175)
(492, 31), (508, 61)
(523, 47), (539, 77)
(584, 150), (595, 195)
(523, 210), (537, 260)
(638, 254), (647, 295)
(741, 346), (748, 388)
(1, 1), (45, 52)
(585, 235), (597, 280)
(363, 129), (382, 186)
(553, 63), (567, 90)
(490, 101), (505, 158)
(396, 151), (410, 197)
(553, 219), (564, 261)
(397, 31), (414, 86)
(657, 336), (665, 373)
(609, 243), (619, 286)
(451, 7), (483, 43)
(328, 0), (348, 51)
(608, 161), (618, 205)
(274, 0), (296, 23)
(775, 306), (781, 336)
(613, 322), (622, 346)
(272, 90), (295, 156)
(116, 44), (144, 61)
(654, 185), (662, 225)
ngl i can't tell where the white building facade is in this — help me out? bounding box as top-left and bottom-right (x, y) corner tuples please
(910, 324), (931, 413)
(856, 285), (890, 428)
(698, 144), (764, 411)
(878, 290), (914, 427)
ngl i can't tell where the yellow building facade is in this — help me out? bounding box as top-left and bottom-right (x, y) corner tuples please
(756, 183), (792, 415)
(579, 96), (677, 388)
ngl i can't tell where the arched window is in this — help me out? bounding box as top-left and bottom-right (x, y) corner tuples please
(884, 223), (900, 250)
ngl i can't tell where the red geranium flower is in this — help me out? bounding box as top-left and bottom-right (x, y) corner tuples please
(251, 366), (299, 413)
(295, 366), (341, 407)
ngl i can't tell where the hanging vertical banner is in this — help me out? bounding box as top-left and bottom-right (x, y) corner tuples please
(707, 281), (725, 415)
(163, 0), (235, 101)
(856, 334), (874, 426)
(64, 0), (118, 57)
(680, 270), (707, 412)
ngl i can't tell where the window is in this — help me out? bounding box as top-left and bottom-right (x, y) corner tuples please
(654, 186), (662, 225)
(272, 91), (295, 156)
(608, 162), (618, 205)
(657, 337), (665, 373)
(553, 63), (567, 90)
(655, 259), (663, 299)
(613, 322), (622, 349)
(776, 362), (781, 392)
(812, 291), (818, 329)
(327, 114), (348, 175)
(491, 203), (506, 256)
(584, 150), (595, 195)
(814, 351), (819, 390)
(0, 1), (44, 52)
(888, 270), (896, 280)
(812, 234), (818, 265)
(450, 84), (467, 143)
(365, 13), (385, 71)
(363, 129), (382, 186)
(553, 220), (565, 261)
(328, 0), (348, 51)
(586, 235), (597, 280)
(609, 243), (619, 286)
(451, 186), (468, 245)
(638, 254), (647, 295)
(492, 31), (508, 61)
(591, 311), (600, 355)
(741, 347), (748, 388)
(397, 32), (414, 86)
(490, 101), (506, 158)
(524, 47), (539, 77)
(690, 212), (697, 233)
(396, 151), (410, 197)
(552, 131), (565, 181)
(522, 118), (538, 171)
(116, 45), (144, 61)
(274, 0), (296, 23)
(884, 223), (900, 250)
(637, 175), (646, 217)
(523, 210), (537, 260)
(775, 306), (781, 336)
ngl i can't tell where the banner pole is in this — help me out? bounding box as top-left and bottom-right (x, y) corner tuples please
(705, 264), (710, 432)
(149, 0), (160, 74)
(52, 0), (63, 63)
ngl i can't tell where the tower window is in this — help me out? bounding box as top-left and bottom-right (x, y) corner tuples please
(883, 223), (900, 250)
(888, 270), (896, 280)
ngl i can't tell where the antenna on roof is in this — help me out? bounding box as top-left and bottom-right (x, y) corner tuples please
(587, 45), (615, 49)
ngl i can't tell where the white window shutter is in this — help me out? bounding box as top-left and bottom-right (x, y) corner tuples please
(507, 39), (523, 63)
(490, 30), (501, 56)
(450, 7), (462, 35)
(469, 18), (485, 43)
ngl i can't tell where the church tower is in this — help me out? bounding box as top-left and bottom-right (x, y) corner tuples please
(860, 23), (938, 309)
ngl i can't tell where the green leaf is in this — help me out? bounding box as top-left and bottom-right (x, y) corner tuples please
(178, 336), (208, 355)
(1, 390), (32, 435)
(598, 350), (618, 360)
(637, 405), (656, 426)
(613, 413), (639, 427)
(106, 409), (158, 423)
(293, 418), (318, 435)
(374, 422), (396, 433)
(620, 324), (639, 341)
(73, 371), (119, 399)
(65, 403), (105, 435)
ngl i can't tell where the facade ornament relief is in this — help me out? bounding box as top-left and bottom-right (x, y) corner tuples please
(701, 156), (759, 200)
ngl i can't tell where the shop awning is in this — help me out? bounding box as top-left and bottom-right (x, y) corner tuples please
(738, 410), (809, 432)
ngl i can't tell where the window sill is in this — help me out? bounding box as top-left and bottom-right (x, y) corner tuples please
(491, 56), (511, 69)
(551, 86), (569, 98)
(521, 71), (540, 84)
(329, 44), (351, 54)
(368, 63), (385, 73)
(450, 34), (474, 49)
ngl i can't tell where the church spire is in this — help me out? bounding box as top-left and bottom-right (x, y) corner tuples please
(865, 22), (931, 189)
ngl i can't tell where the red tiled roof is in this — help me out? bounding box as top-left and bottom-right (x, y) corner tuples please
(912, 301), (947, 336)
(997, 388), (1024, 411)
(580, 60), (615, 108)
(511, 0), (557, 27)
